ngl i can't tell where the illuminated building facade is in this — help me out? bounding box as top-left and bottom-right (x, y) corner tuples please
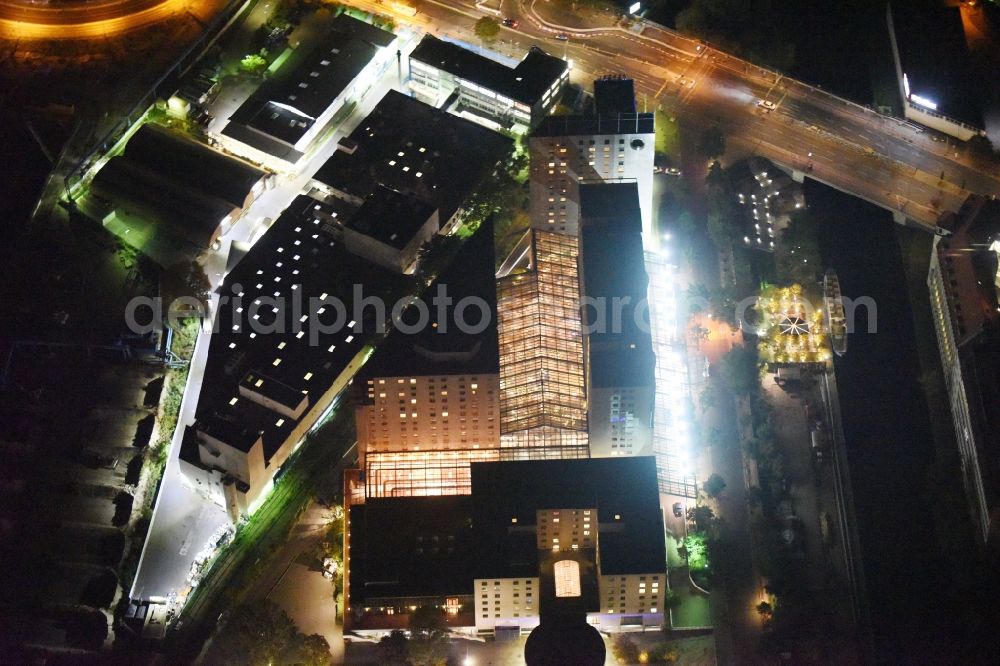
(528, 78), (654, 236)
(408, 35), (568, 130)
(345, 457), (667, 636)
(353, 218), (503, 498)
(497, 230), (589, 459)
(928, 195), (1000, 542)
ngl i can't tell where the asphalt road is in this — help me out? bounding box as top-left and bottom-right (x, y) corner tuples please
(0, 0), (190, 38)
(360, 0), (1000, 228)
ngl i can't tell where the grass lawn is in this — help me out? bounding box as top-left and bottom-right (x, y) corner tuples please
(656, 109), (681, 157)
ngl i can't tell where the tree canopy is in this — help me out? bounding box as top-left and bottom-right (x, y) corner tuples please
(474, 16), (500, 42)
(718, 344), (760, 396)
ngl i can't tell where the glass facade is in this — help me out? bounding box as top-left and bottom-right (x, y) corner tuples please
(498, 231), (589, 459)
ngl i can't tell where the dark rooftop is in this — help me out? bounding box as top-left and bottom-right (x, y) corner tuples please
(579, 182), (642, 234)
(349, 495), (475, 602)
(188, 195), (411, 465)
(533, 112), (654, 137)
(91, 156), (237, 249)
(345, 185), (437, 250)
(410, 35), (566, 106)
(471, 456), (666, 578)
(312, 90), (512, 221)
(580, 183), (654, 389)
(594, 77), (637, 115)
(240, 370), (306, 411)
(195, 412), (262, 453)
(888, 1), (980, 127)
(361, 216), (499, 380)
(123, 123), (265, 209)
(224, 15), (393, 153)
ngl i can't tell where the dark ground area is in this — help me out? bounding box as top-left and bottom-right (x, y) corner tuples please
(811, 180), (999, 665)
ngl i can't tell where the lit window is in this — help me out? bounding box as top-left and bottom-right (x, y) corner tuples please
(554, 560), (581, 597)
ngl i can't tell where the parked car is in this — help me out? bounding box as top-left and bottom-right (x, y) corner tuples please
(502, 17), (519, 28)
(672, 502), (684, 518)
(555, 32), (569, 41)
(757, 99), (776, 111)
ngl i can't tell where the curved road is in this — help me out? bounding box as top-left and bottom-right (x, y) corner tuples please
(363, 0), (1000, 228)
(0, 0), (188, 38)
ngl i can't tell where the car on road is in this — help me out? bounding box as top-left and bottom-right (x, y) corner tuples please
(757, 99), (776, 111)
(672, 502), (684, 518)
(665, 167), (682, 176)
(502, 17), (519, 28)
(555, 32), (569, 41)
(677, 76), (695, 88)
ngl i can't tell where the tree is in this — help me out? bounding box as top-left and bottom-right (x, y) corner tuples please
(240, 53), (268, 75)
(687, 283), (710, 313)
(160, 260), (210, 327)
(209, 601), (298, 665)
(756, 600), (774, 620)
(378, 629), (409, 666)
(648, 642), (679, 663)
(291, 633), (332, 666)
(718, 345), (759, 396)
(776, 209), (821, 284)
(612, 633), (641, 664)
(703, 473), (727, 498)
(699, 126), (726, 159)
(408, 606), (448, 666)
(682, 532), (710, 572)
(686, 505), (716, 532)
(706, 159), (726, 188)
(474, 16), (500, 42)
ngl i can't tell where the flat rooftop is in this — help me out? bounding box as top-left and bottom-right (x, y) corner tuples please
(471, 457), (666, 578)
(189, 195), (410, 463)
(313, 90), (512, 221)
(580, 182), (654, 389)
(411, 35), (567, 106)
(348, 457), (666, 605)
(889, 0), (980, 126)
(594, 77), (637, 115)
(223, 15), (393, 156)
(348, 496), (475, 601)
(346, 185), (437, 250)
(533, 112), (654, 137)
(361, 216), (499, 379)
